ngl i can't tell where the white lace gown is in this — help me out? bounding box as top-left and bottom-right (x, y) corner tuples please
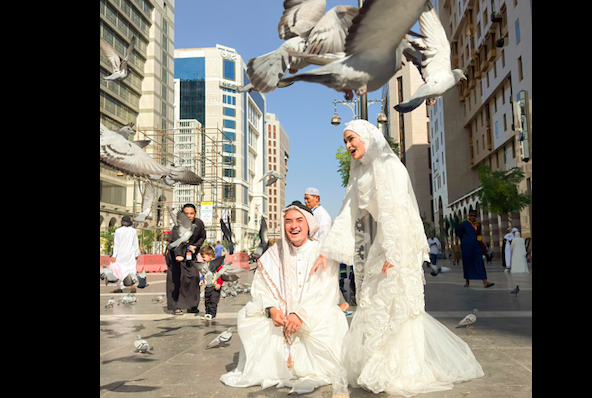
(321, 121), (484, 397)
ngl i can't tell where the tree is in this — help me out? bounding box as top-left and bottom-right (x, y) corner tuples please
(477, 165), (531, 217)
(335, 135), (400, 187)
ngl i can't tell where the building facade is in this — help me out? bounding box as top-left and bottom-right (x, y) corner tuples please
(383, 61), (434, 230)
(265, 113), (290, 243)
(100, 0), (176, 234)
(174, 45), (269, 251)
(432, 0), (532, 257)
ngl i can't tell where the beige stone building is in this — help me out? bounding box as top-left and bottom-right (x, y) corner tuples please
(384, 61), (434, 230)
(265, 113), (290, 243)
(433, 0), (532, 257)
(100, 0), (176, 235)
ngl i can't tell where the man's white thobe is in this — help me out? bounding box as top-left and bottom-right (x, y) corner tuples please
(220, 239), (348, 394)
(312, 205), (332, 244)
(111, 225), (140, 290)
(504, 232), (515, 269)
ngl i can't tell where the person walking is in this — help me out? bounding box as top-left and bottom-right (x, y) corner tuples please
(455, 210), (494, 288)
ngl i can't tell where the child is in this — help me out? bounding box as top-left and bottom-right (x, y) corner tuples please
(199, 245), (224, 320)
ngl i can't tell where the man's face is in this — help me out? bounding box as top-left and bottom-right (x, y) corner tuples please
(284, 209), (309, 247)
(304, 194), (319, 209)
(468, 213), (477, 222)
(183, 207), (196, 222)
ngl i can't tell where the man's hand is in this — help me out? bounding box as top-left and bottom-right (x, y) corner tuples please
(110, 257), (116, 263)
(199, 280), (204, 286)
(189, 245), (197, 253)
(214, 283), (221, 290)
(309, 255), (327, 276)
(269, 307), (286, 328)
(381, 260), (394, 274)
(284, 313), (302, 335)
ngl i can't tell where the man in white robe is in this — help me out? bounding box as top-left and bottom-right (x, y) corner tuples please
(220, 201), (348, 394)
(110, 216), (140, 292)
(304, 187), (332, 244)
(503, 227), (519, 272)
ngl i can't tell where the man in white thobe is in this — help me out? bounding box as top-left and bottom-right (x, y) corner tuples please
(503, 227), (519, 272)
(221, 201), (348, 394)
(110, 216), (140, 292)
(304, 187), (332, 244)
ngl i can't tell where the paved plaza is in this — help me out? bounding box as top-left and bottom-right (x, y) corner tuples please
(100, 259), (532, 397)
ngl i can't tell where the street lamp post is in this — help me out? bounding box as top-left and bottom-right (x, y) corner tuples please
(331, 97), (387, 126)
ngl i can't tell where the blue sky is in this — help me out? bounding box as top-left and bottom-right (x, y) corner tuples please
(174, 1), (418, 219)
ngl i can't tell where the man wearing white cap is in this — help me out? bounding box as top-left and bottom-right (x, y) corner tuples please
(304, 187), (332, 244)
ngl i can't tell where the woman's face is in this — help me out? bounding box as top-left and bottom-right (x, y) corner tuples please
(183, 207), (196, 222)
(343, 130), (365, 160)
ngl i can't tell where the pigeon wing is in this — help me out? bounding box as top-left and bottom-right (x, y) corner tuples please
(134, 182), (155, 222)
(278, 0), (327, 40)
(305, 5), (359, 57)
(417, 2), (452, 83)
(220, 218), (233, 244)
(345, 0), (427, 57)
(167, 165), (203, 185)
(100, 132), (171, 178)
(100, 38), (121, 72)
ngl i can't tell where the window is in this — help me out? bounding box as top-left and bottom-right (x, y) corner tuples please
(518, 56), (524, 81)
(223, 107), (235, 117)
(223, 59), (235, 80)
(495, 121), (499, 139)
(515, 19), (521, 44)
(223, 119), (235, 129)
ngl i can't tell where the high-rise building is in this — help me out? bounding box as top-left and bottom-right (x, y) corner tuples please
(100, 0), (176, 234)
(174, 45), (268, 250)
(264, 113), (290, 242)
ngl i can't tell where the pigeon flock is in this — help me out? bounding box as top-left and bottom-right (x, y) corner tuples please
(243, 0), (463, 107)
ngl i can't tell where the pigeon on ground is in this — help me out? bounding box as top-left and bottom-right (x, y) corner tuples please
(510, 285), (520, 296)
(220, 217), (235, 255)
(134, 335), (153, 353)
(394, 2), (466, 113)
(252, 216), (269, 261)
(119, 293), (136, 306)
(207, 327), (234, 348)
(100, 36), (136, 81)
(168, 210), (196, 250)
(100, 266), (119, 285)
(152, 295), (164, 304)
(259, 170), (283, 186)
(456, 309), (478, 328)
(133, 182), (154, 223)
(279, 0), (428, 100)
(105, 296), (115, 308)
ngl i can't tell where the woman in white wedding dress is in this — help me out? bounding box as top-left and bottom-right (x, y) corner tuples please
(312, 120), (484, 397)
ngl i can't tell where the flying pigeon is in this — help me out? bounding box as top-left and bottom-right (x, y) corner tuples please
(100, 266), (119, 285)
(207, 327), (234, 348)
(100, 122), (170, 178)
(105, 296), (115, 308)
(456, 309), (478, 328)
(245, 1), (360, 94)
(252, 216), (269, 260)
(150, 164), (203, 186)
(216, 261), (252, 283)
(394, 2), (466, 113)
(510, 285), (520, 296)
(220, 217), (235, 255)
(279, 0), (428, 100)
(133, 182), (155, 223)
(100, 36), (136, 81)
(168, 210), (196, 250)
(134, 335), (153, 353)
(259, 170), (283, 186)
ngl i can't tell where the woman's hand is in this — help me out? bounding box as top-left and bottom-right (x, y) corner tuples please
(309, 255), (327, 276)
(382, 260), (394, 274)
(176, 256), (184, 262)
